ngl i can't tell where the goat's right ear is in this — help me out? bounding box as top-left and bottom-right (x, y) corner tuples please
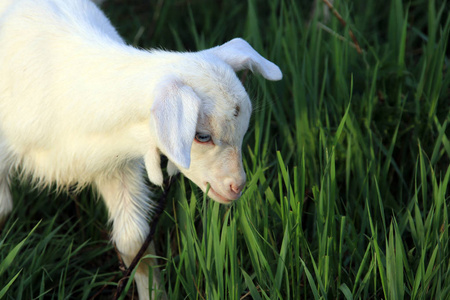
(150, 77), (200, 170)
(207, 38), (282, 81)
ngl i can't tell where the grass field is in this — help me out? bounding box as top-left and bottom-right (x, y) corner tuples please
(1, 0), (449, 299)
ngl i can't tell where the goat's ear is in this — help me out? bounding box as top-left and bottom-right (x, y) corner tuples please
(208, 38), (282, 81)
(151, 77), (200, 169)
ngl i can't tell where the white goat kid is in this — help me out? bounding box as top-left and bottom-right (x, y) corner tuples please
(0, 0), (282, 299)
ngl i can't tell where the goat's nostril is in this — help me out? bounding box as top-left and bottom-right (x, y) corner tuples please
(230, 183), (244, 195)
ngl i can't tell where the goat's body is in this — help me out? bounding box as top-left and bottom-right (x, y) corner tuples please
(1, 0), (167, 188)
(0, 1), (173, 297)
(0, 0), (281, 299)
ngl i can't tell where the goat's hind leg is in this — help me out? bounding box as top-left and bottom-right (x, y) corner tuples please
(95, 163), (166, 300)
(0, 144), (13, 227)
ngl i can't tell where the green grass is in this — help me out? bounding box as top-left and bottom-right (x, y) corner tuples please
(1, 0), (449, 299)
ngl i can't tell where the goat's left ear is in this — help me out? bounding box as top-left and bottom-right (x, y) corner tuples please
(207, 38), (282, 81)
(150, 76), (200, 169)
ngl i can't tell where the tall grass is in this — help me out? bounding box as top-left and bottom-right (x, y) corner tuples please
(1, 0), (449, 299)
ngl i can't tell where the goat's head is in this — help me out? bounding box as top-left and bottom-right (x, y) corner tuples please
(148, 38), (281, 204)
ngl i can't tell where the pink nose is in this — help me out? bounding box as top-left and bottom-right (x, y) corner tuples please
(230, 181), (245, 196)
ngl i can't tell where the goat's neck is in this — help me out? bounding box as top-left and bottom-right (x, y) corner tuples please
(70, 44), (184, 155)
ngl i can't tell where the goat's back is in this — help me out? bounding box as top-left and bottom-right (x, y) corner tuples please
(0, 0), (149, 188)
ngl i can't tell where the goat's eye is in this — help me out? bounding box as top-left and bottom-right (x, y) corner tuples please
(195, 133), (211, 143)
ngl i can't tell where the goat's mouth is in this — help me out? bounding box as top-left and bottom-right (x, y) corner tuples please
(205, 184), (234, 204)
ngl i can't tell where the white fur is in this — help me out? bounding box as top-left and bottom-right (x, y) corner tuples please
(0, 0), (282, 299)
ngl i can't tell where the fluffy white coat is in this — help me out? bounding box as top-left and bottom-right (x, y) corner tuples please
(0, 0), (282, 299)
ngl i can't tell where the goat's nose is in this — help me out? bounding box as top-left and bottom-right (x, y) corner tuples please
(230, 181), (245, 196)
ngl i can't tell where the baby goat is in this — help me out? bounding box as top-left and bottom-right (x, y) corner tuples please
(0, 0), (282, 298)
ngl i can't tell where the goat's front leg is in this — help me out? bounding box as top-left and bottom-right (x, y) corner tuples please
(95, 163), (166, 300)
(0, 146), (13, 228)
(0, 171), (12, 228)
